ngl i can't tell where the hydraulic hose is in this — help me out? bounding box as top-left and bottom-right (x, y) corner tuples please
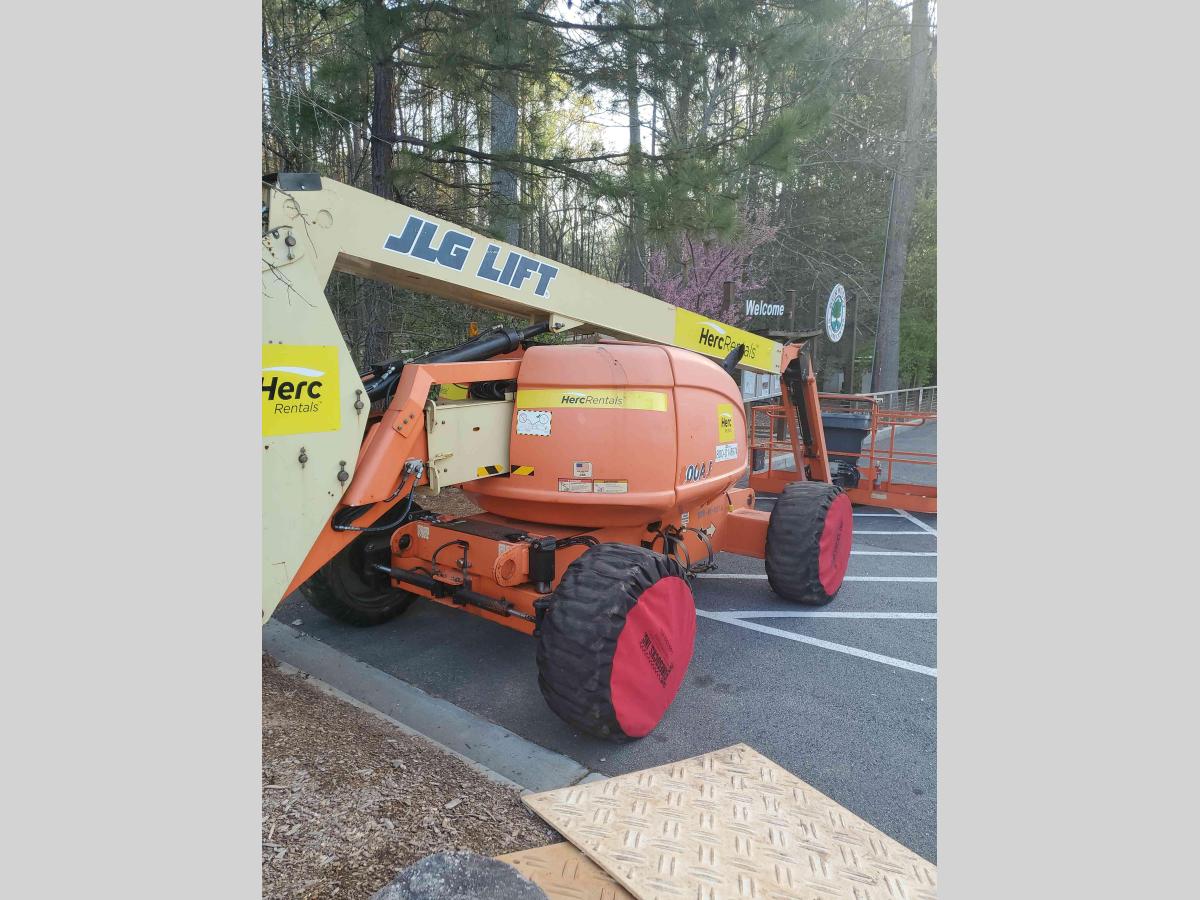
(415, 321), (551, 365)
(720, 343), (745, 381)
(363, 321), (550, 402)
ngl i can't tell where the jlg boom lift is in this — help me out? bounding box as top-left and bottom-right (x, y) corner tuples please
(263, 173), (854, 740)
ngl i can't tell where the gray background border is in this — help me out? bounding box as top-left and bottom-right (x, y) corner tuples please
(3, 1), (1197, 896)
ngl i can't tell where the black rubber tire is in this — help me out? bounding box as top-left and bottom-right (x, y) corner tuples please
(536, 543), (694, 742)
(299, 528), (416, 627)
(764, 481), (852, 606)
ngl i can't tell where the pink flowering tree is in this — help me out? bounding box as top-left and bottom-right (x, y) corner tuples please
(645, 215), (779, 322)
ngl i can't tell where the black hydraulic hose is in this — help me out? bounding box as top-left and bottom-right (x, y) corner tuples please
(363, 321), (550, 403)
(331, 462), (424, 533)
(372, 564), (536, 623)
(372, 564), (440, 593)
(363, 362), (403, 402)
(555, 535), (599, 550)
(784, 353), (814, 450)
(331, 486), (415, 534)
(720, 343), (745, 380)
(416, 321), (551, 366)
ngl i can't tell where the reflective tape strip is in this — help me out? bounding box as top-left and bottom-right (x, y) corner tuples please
(510, 465), (536, 476)
(476, 464), (505, 477)
(515, 388), (668, 412)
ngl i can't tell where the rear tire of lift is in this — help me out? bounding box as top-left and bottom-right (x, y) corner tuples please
(764, 482), (853, 606)
(536, 544), (696, 741)
(299, 529), (416, 627)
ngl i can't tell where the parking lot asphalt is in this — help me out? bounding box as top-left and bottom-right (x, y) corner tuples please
(275, 422), (938, 861)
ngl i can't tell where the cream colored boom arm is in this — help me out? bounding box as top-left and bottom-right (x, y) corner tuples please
(263, 175), (782, 373)
(261, 173), (781, 621)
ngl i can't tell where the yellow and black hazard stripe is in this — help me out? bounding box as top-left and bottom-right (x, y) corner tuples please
(510, 464), (535, 476)
(475, 464), (505, 477)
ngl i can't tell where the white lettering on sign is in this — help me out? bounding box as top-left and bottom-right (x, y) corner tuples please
(744, 298), (785, 317)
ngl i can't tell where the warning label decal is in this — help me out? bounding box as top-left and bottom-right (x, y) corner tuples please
(593, 479), (629, 494)
(516, 409), (553, 436)
(558, 478), (594, 493)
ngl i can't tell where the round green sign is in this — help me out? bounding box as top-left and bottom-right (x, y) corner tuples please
(826, 284), (847, 342)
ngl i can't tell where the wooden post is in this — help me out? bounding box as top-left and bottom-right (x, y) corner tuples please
(812, 291), (821, 379)
(847, 292), (858, 394)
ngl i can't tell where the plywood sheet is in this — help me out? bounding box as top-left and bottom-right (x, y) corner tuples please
(523, 744), (936, 900)
(499, 842), (635, 900)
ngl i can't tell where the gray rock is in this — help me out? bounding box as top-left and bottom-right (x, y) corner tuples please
(370, 850), (548, 900)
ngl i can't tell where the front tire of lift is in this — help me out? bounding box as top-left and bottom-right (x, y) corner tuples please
(764, 482), (853, 606)
(299, 529), (416, 627)
(536, 543), (696, 742)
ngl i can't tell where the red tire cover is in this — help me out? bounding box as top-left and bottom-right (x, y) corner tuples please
(818, 493), (854, 595)
(609, 576), (695, 737)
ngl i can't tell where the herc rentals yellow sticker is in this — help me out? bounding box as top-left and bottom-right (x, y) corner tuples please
(515, 388), (668, 412)
(717, 403), (736, 442)
(262, 345), (340, 436)
(673, 308), (781, 372)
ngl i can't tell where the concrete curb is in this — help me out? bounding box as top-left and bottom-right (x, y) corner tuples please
(263, 621), (592, 793)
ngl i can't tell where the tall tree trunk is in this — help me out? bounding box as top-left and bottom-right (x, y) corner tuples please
(625, 21), (645, 290)
(364, 5), (397, 366)
(489, 73), (519, 243)
(450, 98), (468, 215)
(369, 57), (396, 200)
(489, 3), (529, 246)
(871, 0), (932, 393)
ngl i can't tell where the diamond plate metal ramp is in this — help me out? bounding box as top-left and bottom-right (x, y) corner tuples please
(498, 843), (634, 900)
(523, 744), (937, 900)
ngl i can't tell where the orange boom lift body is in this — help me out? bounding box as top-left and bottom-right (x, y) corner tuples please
(264, 174), (854, 740)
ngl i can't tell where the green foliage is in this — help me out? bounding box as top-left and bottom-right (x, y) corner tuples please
(737, 96), (831, 174)
(899, 187), (936, 386)
(263, 0), (935, 373)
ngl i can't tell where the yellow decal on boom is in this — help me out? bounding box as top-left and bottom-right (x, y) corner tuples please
(717, 403), (736, 442)
(262, 345), (340, 436)
(515, 388), (669, 412)
(673, 308), (778, 370)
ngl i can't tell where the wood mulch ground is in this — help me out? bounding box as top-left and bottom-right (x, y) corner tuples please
(415, 485), (484, 518)
(262, 654), (558, 899)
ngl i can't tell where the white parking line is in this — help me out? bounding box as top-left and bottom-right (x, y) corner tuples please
(694, 573), (936, 582)
(697, 611), (937, 677)
(852, 550), (938, 557)
(713, 610), (936, 620)
(755, 507), (901, 517)
(847, 576), (936, 582)
(894, 508), (937, 535)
